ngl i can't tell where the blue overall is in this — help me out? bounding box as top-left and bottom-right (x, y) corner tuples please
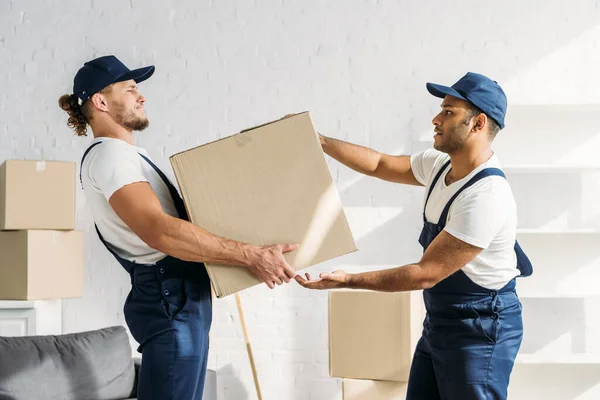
(81, 142), (212, 400)
(406, 160), (533, 400)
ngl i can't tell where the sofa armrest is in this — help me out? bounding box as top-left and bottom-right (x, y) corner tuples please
(134, 357), (142, 375)
(129, 357), (142, 398)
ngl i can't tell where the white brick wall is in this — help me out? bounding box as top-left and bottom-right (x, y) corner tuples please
(3, 1), (600, 399)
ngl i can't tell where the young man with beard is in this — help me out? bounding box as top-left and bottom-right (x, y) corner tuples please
(296, 72), (532, 400)
(59, 55), (298, 400)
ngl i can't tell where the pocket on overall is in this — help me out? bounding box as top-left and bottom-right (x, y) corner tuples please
(470, 302), (498, 344)
(159, 276), (187, 320)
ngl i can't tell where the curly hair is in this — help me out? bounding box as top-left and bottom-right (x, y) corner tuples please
(58, 94), (89, 136)
(58, 86), (111, 136)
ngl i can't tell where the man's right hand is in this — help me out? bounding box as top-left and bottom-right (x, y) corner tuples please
(245, 244), (299, 289)
(318, 133), (326, 147)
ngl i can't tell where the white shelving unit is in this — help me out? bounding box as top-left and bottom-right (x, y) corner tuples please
(501, 107), (600, 382)
(0, 300), (63, 336)
(0, 301), (36, 336)
(413, 105), (600, 394)
(516, 354), (600, 365)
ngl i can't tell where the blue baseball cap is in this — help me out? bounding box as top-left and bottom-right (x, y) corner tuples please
(426, 72), (507, 129)
(73, 55), (154, 105)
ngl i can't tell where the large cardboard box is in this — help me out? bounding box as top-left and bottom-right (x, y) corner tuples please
(0, 230), (83, 300)
(170, 112), (357, 298)
(329, 290), (425, 382)
(0, 160), (76, 230)
(343, 379), (408, 400)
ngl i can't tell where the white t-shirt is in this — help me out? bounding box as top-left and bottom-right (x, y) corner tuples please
(410, 149), (519, 289)
(80, 137), (180, 264)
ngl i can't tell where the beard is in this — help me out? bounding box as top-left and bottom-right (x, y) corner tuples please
(111, 101), (149, 131)
(433, 120), (470, 154)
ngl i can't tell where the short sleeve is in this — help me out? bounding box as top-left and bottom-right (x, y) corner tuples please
(87, 141), (149, 200)
(444, 191), (508, 249)
(410, 149), (448, 185)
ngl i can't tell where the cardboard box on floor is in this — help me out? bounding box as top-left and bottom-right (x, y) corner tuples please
(329, 290), (425, 382)
(0, 160), (76, 230)
(343, 379), (408, 400)
(170, 112), (357, 298)
(0, 230), (83, 300)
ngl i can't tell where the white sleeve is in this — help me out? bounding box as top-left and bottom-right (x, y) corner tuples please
(410, 149), (448, 185)
(88, 142), (149, 201)
(444, 191), (508, 249)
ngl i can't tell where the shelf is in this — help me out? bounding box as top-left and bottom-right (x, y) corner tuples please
(516, 354), (600, 365)
(507, 104), (600, 111)
(517, 293), (600, 299)
(410, 140), (600, 174)
(0, 301), (35, 309)
(514, 232), (600, 298)
(504, 165), (600, 174)
(516, 229), (600, 235)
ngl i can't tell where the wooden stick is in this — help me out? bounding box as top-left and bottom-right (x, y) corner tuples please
(208, 287), (215, 342)
(235, 293), (263, 400)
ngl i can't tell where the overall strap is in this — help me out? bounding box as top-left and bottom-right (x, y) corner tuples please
(423, 159), (451, 221)
(79, 140), (188, 221)
(79, 141), (103, 188)
(80, 141), (135, 272)
(137, 153), (189, 221)
(437, 167), (506, 227)
(94, 224), (123, 261)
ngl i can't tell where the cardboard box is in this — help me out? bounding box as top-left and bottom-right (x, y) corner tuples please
(170, 112), (357, 298)
(343, 379), (408, 400)
(0, 230), (83, 300)
(329, 290), (425, 382)
(0, 160), (76, 230)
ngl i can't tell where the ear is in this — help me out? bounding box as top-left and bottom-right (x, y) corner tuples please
(90, 92), (109, 112)
(471, 113), (487, 134)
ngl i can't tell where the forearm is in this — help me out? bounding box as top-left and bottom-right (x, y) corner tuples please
(149, 214), (256, 266)
(321, 135), (382, 176)
(347, 263), (435, 292)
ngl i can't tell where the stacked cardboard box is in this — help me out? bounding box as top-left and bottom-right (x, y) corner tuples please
(329, 290), (426, 399)
(0, 160), (83, 300)
(170, 112), (357, 298)
(343, 379), (408, 400)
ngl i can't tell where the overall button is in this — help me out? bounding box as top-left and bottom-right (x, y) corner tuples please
(163, 290), (170, 296)
(159, 268), (165, 274)
(490, 291), (497, 296)
(491, 314), (498, 320)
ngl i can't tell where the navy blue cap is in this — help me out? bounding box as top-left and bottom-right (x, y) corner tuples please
(73, 55), (155, 105)
(426, 72), (507, 129)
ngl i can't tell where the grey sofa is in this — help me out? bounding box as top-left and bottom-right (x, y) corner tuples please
(0, 326), (216, 400)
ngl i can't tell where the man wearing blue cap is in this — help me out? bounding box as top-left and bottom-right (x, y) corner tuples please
(59, 55), (299, 400)
(297, 72), (532, 399)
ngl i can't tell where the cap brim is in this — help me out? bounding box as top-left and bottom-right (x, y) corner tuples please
(426, 82), (466, 100)
(116, 65), (155, 85)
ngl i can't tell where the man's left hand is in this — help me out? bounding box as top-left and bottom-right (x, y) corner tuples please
(294, 270), (349, 290)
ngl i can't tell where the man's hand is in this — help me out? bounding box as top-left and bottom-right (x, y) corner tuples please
(318, 133), (326, 147)
(245, 244), (299, 289)
(294, 270), (349, 290)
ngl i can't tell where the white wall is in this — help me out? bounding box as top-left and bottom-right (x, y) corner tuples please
(2, 1), (600, 398)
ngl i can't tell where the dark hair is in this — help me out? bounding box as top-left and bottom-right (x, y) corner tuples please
(465, 103), (501, 139)
(58, 86), (112, 136)
(58, 94), (90, 136)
